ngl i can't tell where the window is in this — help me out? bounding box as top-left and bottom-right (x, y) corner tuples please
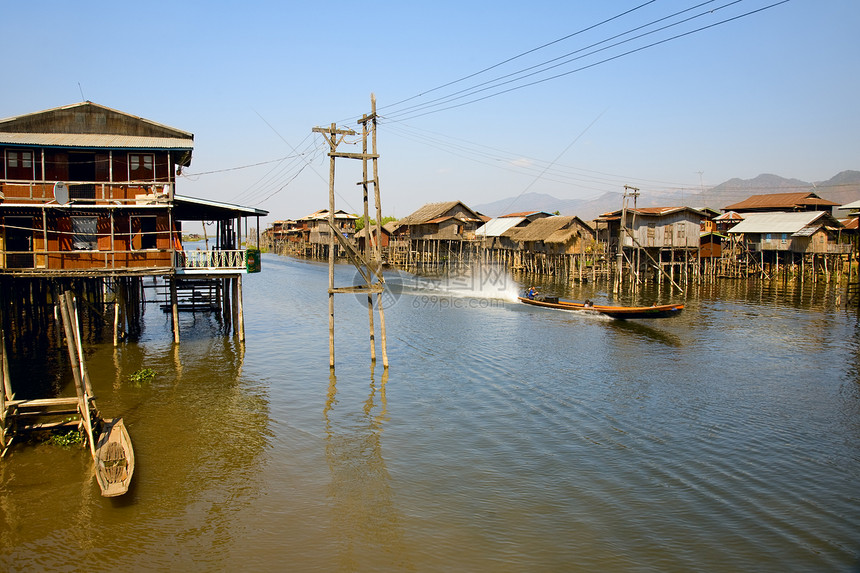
(131, 216), (158, 250)
(5, 149), (35, 180)
(72, 216), (98, 250)
(129, 153), (155, 181)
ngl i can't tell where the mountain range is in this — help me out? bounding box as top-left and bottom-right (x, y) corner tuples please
(472, 170), (860, 222)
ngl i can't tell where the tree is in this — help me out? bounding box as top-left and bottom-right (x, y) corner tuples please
(354, 215), (398, 231)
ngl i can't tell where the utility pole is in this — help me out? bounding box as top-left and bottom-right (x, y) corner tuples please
(312, 95), (388, 370)
(614, 185), (639, 295)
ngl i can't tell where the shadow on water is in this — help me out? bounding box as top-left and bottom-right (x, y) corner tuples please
(604, 318), (682, 347)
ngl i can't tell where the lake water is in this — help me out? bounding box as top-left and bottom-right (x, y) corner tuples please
(1, 253), (859, 572)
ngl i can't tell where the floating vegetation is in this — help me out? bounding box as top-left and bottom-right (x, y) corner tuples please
(46, 428), (84, 448)
(128, 368), (156, 386)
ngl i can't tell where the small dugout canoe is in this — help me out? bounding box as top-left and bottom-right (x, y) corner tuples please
(518, 296), (684, 319)
(94, 417), (134, 497)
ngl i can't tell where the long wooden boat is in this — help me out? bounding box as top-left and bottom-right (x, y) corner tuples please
(94, 417), (134, 497)
(518, 296), (683, 319)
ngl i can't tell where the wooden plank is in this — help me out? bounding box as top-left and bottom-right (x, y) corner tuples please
(6, 397), (85, 407)
(329, 286), (385, 294)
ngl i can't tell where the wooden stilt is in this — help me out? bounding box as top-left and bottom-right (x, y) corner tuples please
(113, 286), (120, 347)
(170, 278), (180, 344)
(237, 275), (245, 342)
(58, 291), (96, 458)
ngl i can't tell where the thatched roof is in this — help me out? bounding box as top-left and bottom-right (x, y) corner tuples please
(504, 216), (591, 244)
(396, 201), (480, 225)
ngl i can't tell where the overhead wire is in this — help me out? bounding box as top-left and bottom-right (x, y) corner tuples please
(383, 0), (726, 119)
(380, 0), (660, 111)
(383, 1), (790, 121)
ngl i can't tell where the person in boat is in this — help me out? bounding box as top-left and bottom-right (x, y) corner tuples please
(583, 299), (593, 308)
(527, 286), (537, 299)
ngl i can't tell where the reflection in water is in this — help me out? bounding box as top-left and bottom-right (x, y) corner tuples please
(324, 366), (412, 571)
(0, 331), (271, 570)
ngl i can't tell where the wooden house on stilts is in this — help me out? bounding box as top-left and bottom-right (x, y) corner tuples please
(0, 102), (266, 457)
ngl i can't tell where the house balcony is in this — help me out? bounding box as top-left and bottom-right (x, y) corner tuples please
(0, 180), (173, 205)
(174, 249), (258, 275)
(1, 248), (258, 276)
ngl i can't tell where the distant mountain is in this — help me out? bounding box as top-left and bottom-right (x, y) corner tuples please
(472, 170), (860, 222)
(472, 192), (587, 218)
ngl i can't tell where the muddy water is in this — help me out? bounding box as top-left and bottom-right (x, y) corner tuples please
(1, 254), (859, 571)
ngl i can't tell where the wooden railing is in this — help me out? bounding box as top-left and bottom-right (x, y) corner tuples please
(1, 248), (253, 274)
(0, 180), (173, 204)
(174, 249), (249, 272)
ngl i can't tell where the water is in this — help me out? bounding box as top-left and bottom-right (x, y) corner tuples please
(2, 254), (859, 572)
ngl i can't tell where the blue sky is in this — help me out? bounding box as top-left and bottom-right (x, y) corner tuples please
(3, 1), (858, 225)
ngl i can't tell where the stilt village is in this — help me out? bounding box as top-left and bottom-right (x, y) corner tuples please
(263, 186), (860, 296)
(1, 101), (859, 494)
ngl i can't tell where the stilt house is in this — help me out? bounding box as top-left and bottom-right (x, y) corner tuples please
(0, 101), (267, 342)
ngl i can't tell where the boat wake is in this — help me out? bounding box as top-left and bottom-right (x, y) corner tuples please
(383, 264), (521, 304)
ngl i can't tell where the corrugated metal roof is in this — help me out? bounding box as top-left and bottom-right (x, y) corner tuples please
(0, 132), (193, 150)
(174, 195), (268, 217)
(727, 211), (833, 234)
(475, 217), (525, 237)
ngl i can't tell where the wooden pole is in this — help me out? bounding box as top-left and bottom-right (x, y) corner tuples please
(370, 95), (389, 368)
(237, 275), (246, 342)
(0, 302), (8, 429)
(67, 292), (94, 397)
(171, 278), (180, 344)
(361, 111), (376, 362)
(59, 291), (96, 458)
(327, 123), (337, 369)
(113, 282), (120, 347)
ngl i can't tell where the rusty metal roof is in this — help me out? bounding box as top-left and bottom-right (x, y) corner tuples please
(723, 192), (839, 211)
(0, 132), (193, 150)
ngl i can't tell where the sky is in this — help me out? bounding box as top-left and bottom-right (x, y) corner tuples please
(3, 1), (858, 229)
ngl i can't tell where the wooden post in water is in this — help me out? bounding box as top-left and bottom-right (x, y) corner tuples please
(170, 278), (180, 344)
(59, 291), (96, 458)
(0, 299), (9, 443)
(237, 275), (245, 342)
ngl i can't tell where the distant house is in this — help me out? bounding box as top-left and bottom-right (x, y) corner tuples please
(299, 209), (357, 244)
(699, 232), (727, 259)
(695, 207), (722, 233)
(502, 215), (595, 254)
(723, 192), (840, 214)
(595, 206), (708, 253)
(355, 223), (391, 254)
(394, 201), (482, 241)
(713, 211), (744, 234)
(727, 211), (847, 254)
(475, 211), (552, 248)
(499, 211), (553, 222)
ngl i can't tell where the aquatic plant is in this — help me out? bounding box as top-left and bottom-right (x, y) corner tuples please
(128, 367), (156, 386)
(46, 428), (84, 448)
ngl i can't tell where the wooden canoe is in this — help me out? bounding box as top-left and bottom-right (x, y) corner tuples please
(94, 417), (134, 497)
(518, 296), (684, 319)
